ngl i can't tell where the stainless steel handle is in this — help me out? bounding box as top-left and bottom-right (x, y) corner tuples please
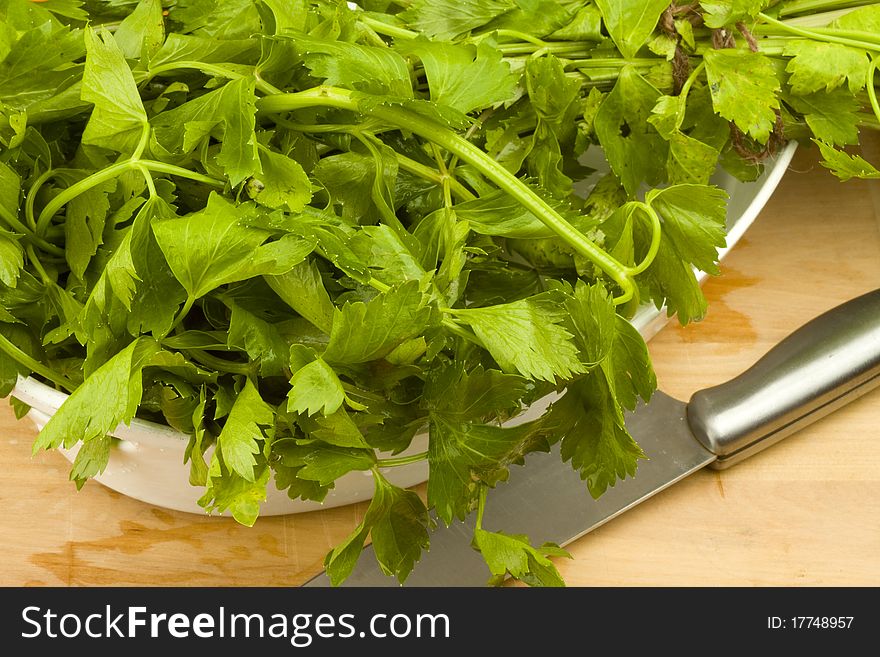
(687, 289), (880, 469)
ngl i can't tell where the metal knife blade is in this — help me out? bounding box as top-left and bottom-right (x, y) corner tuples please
(305, 392), (714, 587)
(305, 288), (880, 587)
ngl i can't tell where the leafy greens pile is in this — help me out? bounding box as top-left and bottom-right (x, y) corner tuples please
(1, 0), (878, 586)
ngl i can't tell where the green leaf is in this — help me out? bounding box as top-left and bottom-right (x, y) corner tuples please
(486, 0), (578, 37)
(594, 66), (667, 196)
(323, 280), (435, 365)
(247, 148), (313, 212)
(548, 4), (603, 41)
(312, 150), (390, 225)
(619, 184), (727, 323)
(151, 78), (259, 186)
(288, 353), (345, 417)
(184, 389), (211, 485)
(69, 434), (112, 490)
(348, 224), (426, 287)
(200, 458), (270, 527)
(33, 338), (161, 453)
(298, 407), (371, 449)
(564, 282), (656, 410)
(264, 259), (335, 334)
(114, 0), (164, 61)
(0, 11), (86, 113)
(472, 528), (567, 587)
(277, 442), (376, 486)
(226, 301), (289, 377)
(0, 325), (36, 397)
(595, 0), (672, 59)
(649, 93), (721, 183)
(704, 49), (781, 144)
(648, 94), (685, 140)
(397, 39), (517, 115)
(785, 89), (861, 146)
(215, 378), (275, 482)
(646, 184), (728, 275)
(454, 191), (555, 239)
(294, 35), (413, 98)
(450, 293), (585, 382)
(667, 132), (720, 185)
(428, 416), (550, 523)
(152, 193), (315, 300)
(830, 5), (880, 32)
(172, 0), (263, 40)
(96, 196), (186, 338)
(369, 476), (431, 583)
(0, 162), (21, 224)
(81, 28), (148, 154)
(814, 140), (880, 181)
(158, 386), (198, 434)
(325, 471), (430, 585)
(547, 373), (646, 499)
(401, 0), (516, 40)
(523, 54), (583, 197)
(700, 0), (768, 28)
(783, 40), (868, 96)
(64, 178), (114, 280)
(0, 229), (24, 288)
(423, 363), (527, 422)
(149, 33), (260, 70)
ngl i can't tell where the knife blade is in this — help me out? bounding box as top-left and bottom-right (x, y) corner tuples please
(306, 289), (880, 586)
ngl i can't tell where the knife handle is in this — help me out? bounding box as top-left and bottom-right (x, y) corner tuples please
(687, 289), (880, 469)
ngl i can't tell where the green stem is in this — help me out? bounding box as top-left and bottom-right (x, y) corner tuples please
(0, 334), (75, 393)
(779, 0), (876, 18)
(757, 12), (880, 52)
(0, 202), (64, 257)
(498, 42), (593, 56)
(395, 152), (477, 201)
(353, 132), (400, 227)
(188, 349), (255, 376)
(36, 160), (224, 235)
(441, 317), (485, 348)
(626, 203), (662, 276)
(143, 161), (226, 186)
(254, 70), (283, 96)
(25, 169), (54, 232)
(447, 108), (493, 175)
(807, 26), (880, 44)
(166, 296), (195, 338)
(277, 119), (382, 133)
(358, 15), (418, 40)
(478, 29), (547, 48)
(476, 486), (488, 530)
(367, 277), (391, 293)
(679, 61), (706, 102)
(132, 122), (150, 161)
(146, 61), (280, 96)
(565, 58), (658, 70)
(25, 245), (53, 285)
(868, 58), (880, 125)
(35, 160), (130, 235)
(137, 164), (157, 198)
(258, 87), (636, 304)
(376, 451), (428, 467)
(431, 143), (454, 209)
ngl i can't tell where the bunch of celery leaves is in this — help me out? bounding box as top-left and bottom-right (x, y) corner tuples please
(1, 0), (878, 585)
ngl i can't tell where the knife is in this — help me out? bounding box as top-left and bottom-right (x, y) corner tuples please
(306, 289), (880, 586)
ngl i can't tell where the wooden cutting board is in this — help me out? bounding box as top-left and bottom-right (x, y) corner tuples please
(1, 138), (878, 587)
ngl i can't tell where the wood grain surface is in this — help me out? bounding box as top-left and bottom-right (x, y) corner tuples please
(1, 139), (878, 587)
